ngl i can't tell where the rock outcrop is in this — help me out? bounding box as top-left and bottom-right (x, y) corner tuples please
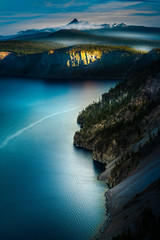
(73, 50), (160, 239)
(0, 45), (145, 79)
(0, 52), (11, 60)
(73, 51), (160, 186)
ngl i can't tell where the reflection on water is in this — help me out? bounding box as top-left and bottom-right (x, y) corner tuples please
(0, 78), (119, 240)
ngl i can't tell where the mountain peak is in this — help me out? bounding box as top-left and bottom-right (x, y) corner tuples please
(68, 18), (79, 25)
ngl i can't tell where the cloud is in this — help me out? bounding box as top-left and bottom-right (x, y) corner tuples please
(0, 13), (43, 18)
(88, 1), (142, 12)
(86, 1), (160, 22)
(43, 0), (88, 8)
(65, 1), (75, 7)
(1, 0), (160, 35)
(44, 1), (55, 7)
(119, 0), (157, 2)
(0, 20), (17, 23)
(132, 11), (160, 16)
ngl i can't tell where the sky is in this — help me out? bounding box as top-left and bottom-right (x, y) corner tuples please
(0, 0), (160, 35)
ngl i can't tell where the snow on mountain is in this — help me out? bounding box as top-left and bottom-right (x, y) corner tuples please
(14, 19), (128, 37)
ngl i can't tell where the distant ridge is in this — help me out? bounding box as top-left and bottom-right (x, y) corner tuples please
(68, 18), (79, 25)
(46, 29), (96, 43)
(2, 18), (160, 42)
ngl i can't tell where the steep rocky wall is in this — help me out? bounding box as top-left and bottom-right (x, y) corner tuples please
(0, 48), (143, 79)
(66, 50), (102, 67)
(0, 52), (11, 60)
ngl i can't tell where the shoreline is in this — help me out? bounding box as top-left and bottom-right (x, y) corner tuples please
(93, 189), (111, 240)
(73, 57), (160, 239)
(0, 75), (123, 83)
(74, 134), (160, 240)
(93, 140), (160, 240)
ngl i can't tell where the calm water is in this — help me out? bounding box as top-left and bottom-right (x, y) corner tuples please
(0, 78), (119, 240)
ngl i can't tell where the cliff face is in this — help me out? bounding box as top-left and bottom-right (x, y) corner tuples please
(0, 46), (144, 79)
(0, 52), (11, 60)
(73, 49), (160, 186)
(72, 49), (160, 240)
(0, 50), (71, 78)
(67, 50), (102, 67)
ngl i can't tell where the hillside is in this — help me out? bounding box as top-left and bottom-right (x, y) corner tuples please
(74, 49), (160, 180)
(86, 25), (160, 37)
(44, 29), (160, 49)
(11, 32), (51, 41)
(0, 44), (146, 79)
(0, 40), (66, 55)
(47, 29), (94, 41)
(73, 49), (160, 239)
(10, 28), (160, 50)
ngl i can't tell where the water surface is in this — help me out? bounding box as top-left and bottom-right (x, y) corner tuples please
(0, 78), (119, 240)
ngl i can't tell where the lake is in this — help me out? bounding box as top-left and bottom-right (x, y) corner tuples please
(0, 78), (119, 240)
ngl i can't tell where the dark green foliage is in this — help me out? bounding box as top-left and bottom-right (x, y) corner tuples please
(78, 52), (160, 130)
(109, 152), (140, 186)
(75, 49), (160, 187)
(0, 41), (145, 56)
(0, 40), (65, 55)
(70, 44), (144, 55)
(70, 45), (146, 78)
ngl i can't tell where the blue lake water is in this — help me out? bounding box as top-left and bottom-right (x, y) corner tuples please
(0, 78), (119, 240)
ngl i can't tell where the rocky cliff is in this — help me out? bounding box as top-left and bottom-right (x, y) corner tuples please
(0, 45), (144, 79)
(0, 52), (11, 60)
(74, 49), (160, 186)
(66, 50), (102, 67)
(73, 49), (160, 240)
